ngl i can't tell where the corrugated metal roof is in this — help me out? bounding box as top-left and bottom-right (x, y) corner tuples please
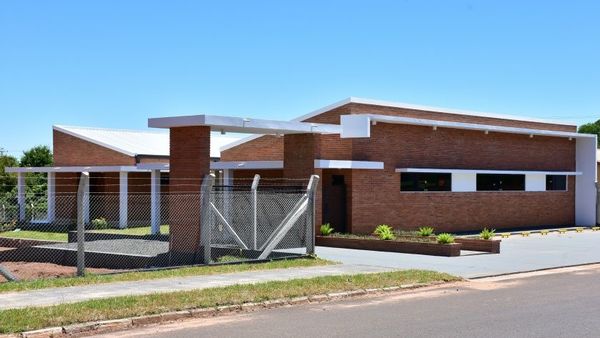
(53, 125), (242, 158)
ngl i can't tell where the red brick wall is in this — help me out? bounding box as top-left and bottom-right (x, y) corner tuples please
(53, 130), (135, 166)
(168, 126), (211, 255)
(220, 135), (284, 161)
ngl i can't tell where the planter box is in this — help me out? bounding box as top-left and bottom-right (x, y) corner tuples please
(455, 238), (501, 253)
(316, 236), (461, 257)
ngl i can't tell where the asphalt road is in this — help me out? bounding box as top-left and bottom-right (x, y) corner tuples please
(99, 265), (600, 338)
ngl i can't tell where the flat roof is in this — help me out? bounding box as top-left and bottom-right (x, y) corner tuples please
(148, 114), (341, 135)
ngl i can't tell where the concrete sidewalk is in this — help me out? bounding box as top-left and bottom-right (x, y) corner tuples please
(0, 264), (393, 310)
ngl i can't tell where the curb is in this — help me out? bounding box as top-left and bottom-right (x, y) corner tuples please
(10, 282), (438, 338)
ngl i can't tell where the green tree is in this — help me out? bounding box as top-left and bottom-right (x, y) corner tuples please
(578, 119), (600, 148)
(19, 145), (53, 167)
(0, 154), (18, 196)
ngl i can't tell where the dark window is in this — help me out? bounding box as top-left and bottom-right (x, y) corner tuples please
(546, 175), (567, 191)
(400, 173), (451, 192)
(476, 174), (525, 191)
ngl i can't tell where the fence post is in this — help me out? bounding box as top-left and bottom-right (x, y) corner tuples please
(251, 174), (260, 250)
(200, 174), (216, 264)
(17, 172), (25, 222)
(150, 170), (161, 234)
(305, 175), (319, 255)
(76, 172), (90, 277)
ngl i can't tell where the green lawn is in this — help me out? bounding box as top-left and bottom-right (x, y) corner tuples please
(0, 230), (68, 242)
(93, 225), (170, 235)
(0, 269), (459, 333)
(0, 257), (332, 293)
(0, 225), (170, 242)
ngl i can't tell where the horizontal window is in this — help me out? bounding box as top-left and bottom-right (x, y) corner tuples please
(476, 174), (525, 191)
(401, 173), (451, 192)
(546, 175), (567, 191)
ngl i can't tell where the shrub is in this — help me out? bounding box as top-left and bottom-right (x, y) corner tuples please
(479, 228), (496, 240)
(417, 227), (435, 237)
(436, 233), (455, 244)
(373, 224), (393, 236)
(0, 221), (16, 233)
(374, 224), (395, 240)
(320, 223), (334, 236)
(91, 217), (110, 229)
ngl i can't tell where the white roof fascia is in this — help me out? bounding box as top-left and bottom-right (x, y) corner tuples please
(396, 168), (582, 176)
(314, 159), (384, 170)
(343, 114), (590, 140)
(53, 125), (137, 157)
(5, 166), (147, 173)
(148, 115), (341, 135)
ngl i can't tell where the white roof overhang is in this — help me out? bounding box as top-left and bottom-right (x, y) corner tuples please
(341, 114), (592, 140)
(148, 114), (341, 135)
(5, 166), (148, 173)
(396, 168), (582, 176)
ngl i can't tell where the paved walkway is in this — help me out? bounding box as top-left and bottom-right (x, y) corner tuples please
(0, 264), (393, 310)
(315, 231), (600, 278)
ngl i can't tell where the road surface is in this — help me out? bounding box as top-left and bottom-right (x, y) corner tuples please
(96, 265), (600, 338)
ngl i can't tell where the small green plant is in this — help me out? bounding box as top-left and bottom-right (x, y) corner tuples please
(436, 233), (455, 244)
(91, 217), (110, 229)
(479, 228), (496, 240)
(373, 224), (395, 240)
(320, 223), (334, 236)
(417, 227), (434, 237)
(0, 221), (16, 233)
(216, 255), (244, 263)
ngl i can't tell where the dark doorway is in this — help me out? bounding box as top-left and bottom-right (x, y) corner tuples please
(323, 174), (347, 233)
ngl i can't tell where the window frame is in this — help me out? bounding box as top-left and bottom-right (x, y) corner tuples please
(476, 173), (526, 192)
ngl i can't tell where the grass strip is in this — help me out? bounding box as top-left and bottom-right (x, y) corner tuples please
(0, 270), (459, 333)
(0, 230), (68, 242)
(0, 257), (331, 293)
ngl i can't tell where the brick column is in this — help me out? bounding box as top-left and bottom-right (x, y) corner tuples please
(283, 133), (323, 227)
(169, 126), (211, 262)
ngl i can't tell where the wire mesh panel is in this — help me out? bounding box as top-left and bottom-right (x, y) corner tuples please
(0, 173), (318, 283)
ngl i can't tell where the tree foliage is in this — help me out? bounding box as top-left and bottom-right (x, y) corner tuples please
(19, 145), (53, 167)
(578, 120), (600, 148)
(0, 155), (18, 196)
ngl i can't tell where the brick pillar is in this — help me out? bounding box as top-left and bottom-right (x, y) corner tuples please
(169, 126), (211, 261)
(283, 133), (323, 228)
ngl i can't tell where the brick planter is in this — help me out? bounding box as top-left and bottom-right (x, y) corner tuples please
(316, 236), (461, 257)
(455, 238), (501, 253)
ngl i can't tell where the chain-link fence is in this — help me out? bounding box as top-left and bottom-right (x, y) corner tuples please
(0, 174), (318, 283)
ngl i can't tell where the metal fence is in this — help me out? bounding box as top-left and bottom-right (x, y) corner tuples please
(0, 174), (318, 282)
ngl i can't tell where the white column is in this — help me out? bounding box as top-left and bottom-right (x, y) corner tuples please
(576, 136), (597, 225)
(47, 172), (56, 222)
(83, 175), (90, 224)
(119, 171), (128, 229)
(223, 169), (232, 221)
(17, 172), (25, 221)
(150, 170), (161, 234)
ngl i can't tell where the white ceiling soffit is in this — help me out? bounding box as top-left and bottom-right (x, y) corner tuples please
(396, 168), (582, 176)
(340, 114), (590, 139)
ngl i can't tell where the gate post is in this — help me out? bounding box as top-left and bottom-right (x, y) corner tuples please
(305, 175), (320, 255)
(200, 174), (215, 264)
(251, 174), (260, 250)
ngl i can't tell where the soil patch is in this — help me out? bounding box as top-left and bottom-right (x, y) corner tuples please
(0, 261), (118, 282)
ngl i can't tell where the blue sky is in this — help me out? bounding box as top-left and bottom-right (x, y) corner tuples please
(1, 1), (599, 157)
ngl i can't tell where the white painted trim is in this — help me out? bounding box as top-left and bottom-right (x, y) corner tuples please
(210, 161), (284, 170)
(345, 114), (590, 140)
(53, 125), (137, 157)
(525, 173), (546, 192)
(119, 172), (128, 229)
(396, 168), (582, 176)
(47, 172), (56, 222)
(148, 114), (341, 135)
(5, 166), (148, 173)
(451, 173), (476, 192)
(575, 136), (597, 225)
(314, 159), (384, 170)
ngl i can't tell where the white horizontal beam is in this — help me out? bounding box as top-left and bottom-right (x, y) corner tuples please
(396, 168), (582, 176)
(148, 114), (341, 135)
(5, 166), (149, 173)
(314, 159), (384, 170)
(210, 161), (284, 170)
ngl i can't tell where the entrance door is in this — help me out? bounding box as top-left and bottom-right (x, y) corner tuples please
(323, 174), (347, 233)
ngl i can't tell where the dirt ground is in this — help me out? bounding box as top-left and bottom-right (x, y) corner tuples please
(0, 253), (119, 282)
